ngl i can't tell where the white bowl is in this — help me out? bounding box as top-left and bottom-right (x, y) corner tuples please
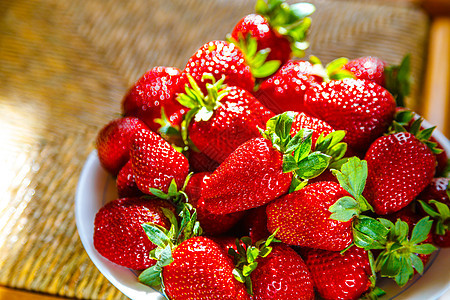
(76, 123), (450, 300)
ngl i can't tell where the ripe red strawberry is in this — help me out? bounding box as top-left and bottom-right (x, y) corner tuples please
(178, 76), (274, 164)
(266, 181), (353, 251)
(202, 112), (340, 215)
(344, 55), (411, 107)
(249, 243), (314, 300)
(130, 128), (189, 194)
(302, 246), (374, 300)
(93, 197), (174, 270)
(255, 60), (322, 114)
(267, 157), (381, 251)
(304, 78), (396, 152)
(184, 40), (255, 93)
(343, 56), (387, 86)
(364, 132), (436, 215)
(185, 172), (245, 235)
(230, 0), (315, 67)
(229, 234), (314, 299)
(116, 160), (143, 198)
(231, 14), (291, 66)
(162, 236), (250, 299)
(96, 117), (149, 175)
(122, 66), (187, 132)
(202, 137), (291, 214)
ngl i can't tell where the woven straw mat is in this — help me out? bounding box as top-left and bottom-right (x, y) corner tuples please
(0, 0), (429, 299)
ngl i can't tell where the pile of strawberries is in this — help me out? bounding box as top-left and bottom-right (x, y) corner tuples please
(91, 0), (450, 299)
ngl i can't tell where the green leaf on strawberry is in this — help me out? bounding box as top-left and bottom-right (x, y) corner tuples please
(419, 200), (450, 235)
(385, 54), (411, 107)
(229, 229), (280, 295)
(309, 55), (356, 82)
(373, 216), (437, 286)
(177, 73), (228, 146)
(262, 112), (339, 191)
(139, 202), (203, 288)
(228, 33), (281, 79)
(388, 110), (443, 154)
(329, 157), (373, 222)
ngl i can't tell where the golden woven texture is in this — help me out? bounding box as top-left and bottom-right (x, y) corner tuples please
(0, 0), (428, 299)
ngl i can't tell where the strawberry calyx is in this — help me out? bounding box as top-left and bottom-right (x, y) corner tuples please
(138, 200), (202, 289)
(228, 33), (281, 79)
(372, 216), (437, 286)
(418, 199), (450, 235)
(261, 112), (341, 191)
(229, 230), (280, 295)
(255, 0), (315, 57)
(384, 54), (411, 107)
(176, 73), (228, 145)
(329, 157), (374, 222)
(309, 55), (356, 82)
(153, 107), (186, 152)
(388, 109), (443, 154)
(148, 175), (192, 212)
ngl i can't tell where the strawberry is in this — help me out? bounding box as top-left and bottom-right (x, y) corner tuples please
(138, 205), (249, 299)
(184, 40), (255, 93)
(231, 14), (291, 70)
(344, 55), (411, 107)
(304, 78), (396, 152)
(229, 234), (314, 300)
(364, 132), (436, 215)
(202, 136), (292, 214)
(178, 74), (274, 164)
(185, 172), (245, 235)
(343, 56), (387, 86)
(162, 237), (249, 299)
(254, 60), (322, 114)
(96, 116), (149, 175)
(122, 66), (187, 132)
(303, 246), (376, 300)
(130, 128), (189, 195)
(202, 112), (338, 215)
(116, 160), (143, 198)
(230, 0), (315, 67)
(93, 197), (174, 270)
(267, 181), (353, 251)
(267, 157), (381, 251)
(248, 244), (314, 299)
